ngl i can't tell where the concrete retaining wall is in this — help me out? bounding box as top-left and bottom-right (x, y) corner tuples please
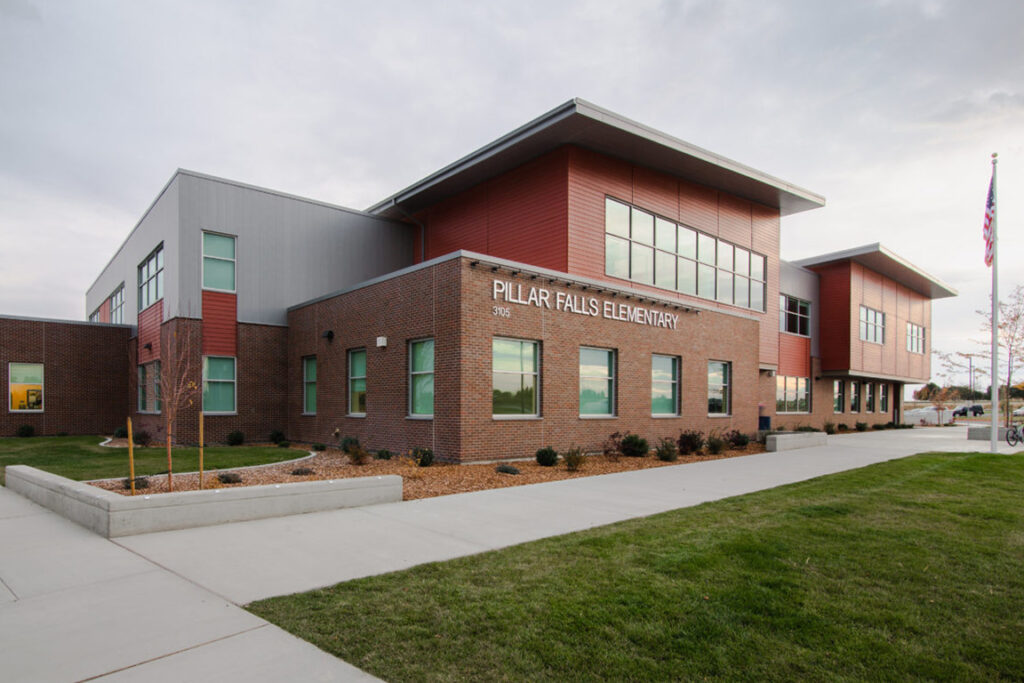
(967, 426), (1010, 441)
(766, 432), (828, 452)
(4, 465), (402, 537)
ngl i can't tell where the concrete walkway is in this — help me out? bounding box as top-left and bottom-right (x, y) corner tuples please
(0, 426), (1009, 681)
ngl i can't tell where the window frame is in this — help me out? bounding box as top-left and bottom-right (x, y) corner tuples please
(707, 360), (731, 416)
(109, 284), (125, 324)
(9, 362), (44, 413)
(408, 338), (434, 418)
(776, 375), (810, 414)
(865, 382), (876, 412)
(880, 383), (890, 413)
(833, 380), (845, 414)
(492, 337), (540, 419)
(850, 381), (861, 413)
(859, 305), (885, 345)
(202, 356), (237, 415)
(579, 346), (616, 418)
(137, 245), (164, 312)
(202, 231), (237, 293)
(906, 323), (926, 354)
(137, 360), (162, 414)
(779, 294), (811, 337)
(302, 356), (317, 415)
(651, 354), (680, 417)
(348, 349), (367, 417)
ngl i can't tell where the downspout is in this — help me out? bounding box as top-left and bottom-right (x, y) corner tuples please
(393, 199), (426, 263)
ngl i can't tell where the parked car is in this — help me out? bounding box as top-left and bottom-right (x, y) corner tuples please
(1013, 406), (1024, 417)
(953, 404), (984, 417)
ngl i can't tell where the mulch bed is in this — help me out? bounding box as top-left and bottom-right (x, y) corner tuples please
(89, 443), (765, 501)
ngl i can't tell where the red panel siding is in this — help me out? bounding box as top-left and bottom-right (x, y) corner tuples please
(202, 290), (237, 356)
(137, 300), (162, 364)
(812, 263), (852, 372)
(778, 334), (811, 377)
(98, 300), (111, 323)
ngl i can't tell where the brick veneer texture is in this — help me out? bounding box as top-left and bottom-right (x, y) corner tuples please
(288, 256), (761, 463)
(1, 318), (130, 436)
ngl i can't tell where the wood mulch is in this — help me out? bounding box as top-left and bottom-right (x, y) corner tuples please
(89, 443), (765, 501)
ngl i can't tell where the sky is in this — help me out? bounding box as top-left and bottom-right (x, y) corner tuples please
(1, 0), (1022, 388)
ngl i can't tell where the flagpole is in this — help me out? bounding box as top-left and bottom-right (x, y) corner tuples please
(990, 152), (999, 453)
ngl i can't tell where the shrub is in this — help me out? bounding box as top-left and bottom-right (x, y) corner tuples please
(412, 447), (434, 467)
(340, 436), (361, 454)
(677, 429), (704, 455)
(291, 467), (315, 476)
(268, 429), (286, 444)
(133, 430), (152, 447)
(823, 421), (836, 435)
(872, 424), (886, 430)
(535, 446), (558, 467)
(620, 433), (649, 458)
(562, 446), (585, 472)
(218, 472), (242, 484)
(855, 421), (868, 432)
(122, 476), (149, 490)
(113, 426), (129, 438)
(885, 422), (896, 429)
(705, 435), (726, 455)
(375, 449), (393, 460)
(16, 424), (35, 438)
(226, 430), (244, 446)
(495, 464), (520, 475)
(795, 425), (821, 432)
(837, 423), (850, 431)
(655, 437), (678, 462)
(312, 443), (327, 452)
(348, 446), (372, 465)
(724, 429), (751, 448)
(601, 431), (624, 461)
(56, 431), (68, 437)
(277, 440), (291, 448)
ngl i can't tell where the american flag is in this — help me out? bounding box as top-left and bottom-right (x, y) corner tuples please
(983, 173), (995, 267)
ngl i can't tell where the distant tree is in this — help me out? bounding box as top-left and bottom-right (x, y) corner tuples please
(913, 382), (940, 401)
(977, 285), (1024, 426)
(930, 386), (958, 425)
(159, 323), (199, 492)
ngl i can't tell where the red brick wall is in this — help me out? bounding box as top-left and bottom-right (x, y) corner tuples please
(202, 290), (238, 356)
(1, 318), (131, 436)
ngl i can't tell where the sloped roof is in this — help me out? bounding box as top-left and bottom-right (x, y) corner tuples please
(793, 243), (957, 299)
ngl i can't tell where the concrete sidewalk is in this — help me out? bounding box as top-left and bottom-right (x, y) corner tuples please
(0, 426), (1006, 681)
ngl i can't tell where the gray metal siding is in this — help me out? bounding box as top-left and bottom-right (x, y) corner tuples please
(779, 260), (821, 358)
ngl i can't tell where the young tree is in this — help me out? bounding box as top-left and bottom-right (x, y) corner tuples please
(158, 322), (200, 492)
(977, 285), (1024, 426)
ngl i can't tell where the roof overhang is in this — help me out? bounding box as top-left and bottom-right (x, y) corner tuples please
(367, 98), (825, 219)
(793, 243), (957, 300)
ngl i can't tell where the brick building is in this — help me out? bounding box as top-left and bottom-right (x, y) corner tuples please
(1, 99), (955, 459)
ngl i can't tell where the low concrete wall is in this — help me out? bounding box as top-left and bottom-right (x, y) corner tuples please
(4, 465), (402, 537)
(766, 432), (828, 452)
(967, 426), (1010, 441)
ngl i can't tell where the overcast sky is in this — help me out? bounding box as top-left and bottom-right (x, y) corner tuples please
(2, 0), (1021, 387)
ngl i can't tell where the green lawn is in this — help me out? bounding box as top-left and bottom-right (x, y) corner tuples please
(0, 435), (303, 485)
(249, 452), (1024, 681)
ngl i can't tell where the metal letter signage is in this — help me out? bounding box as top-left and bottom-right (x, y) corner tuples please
(491, 280), (678, 330)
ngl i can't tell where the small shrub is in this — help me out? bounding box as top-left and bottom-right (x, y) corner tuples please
(724, 429), (751, 448)
(705, 435), (726, 455)
(113, 426), (128, 439)
(56, 431), (69, 437)
(535, 446), (558, 467)
(268, 429), (286, 444)
(347, 446), (372, 465)
(133, 430), (152, 447)
(340, 436), (361, 454)
(872, 424), (886, 430)
(291, 467), (315, 476)
(218, 472), (242, 484)
(226, 430), (244, 446)
(795, 425), (821, 432)
(563, 446), (585, 472)
(413, 447), (434, 467)
(855, 421), (868, 432)
(620, 433), (649, 458)
(655, 437), (678, 462)
(312, 443), (327, 452)
(837, 423), (850, 431)
(602, 431), (624, 461)
(16, 424), (35, 438)
(375, 449), (393, 460)
(277, 440), (291, 448)
(677, 429), (704, 455)
(495, 464), (520, 475)
(122, 476), (149, 490)
(823, 421), (836, 435)
(884, 422), (896, 429)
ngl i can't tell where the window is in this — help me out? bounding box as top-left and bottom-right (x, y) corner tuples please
(780, 295), (811, 336)
(604, 197), (766, 312)
(776, 376), (810, 413)
(137, 361), (161, 413)
(203, 232), (236, 292)
(859, 306), (885, 344)
(880, 383), (890, 413)
(493, 338), (539, 416)
(866, 382), (875, 412)
(708, 361), (731, 415)
(580, 347), (615, 416)
(349, 350), (366, 416)
(9, 362), (43, 412)
(834, 380), (845, 413)
(907, 323), (926, 354)
(851, 381), (861, 412)
(137, 245), (164, 311)
(89, 310), (100, 323)
(651, 355), (679, 416)
(409, 339), (434, 417)
(303, 356), (317, 415)
(109, 285), (125, 324)
(202, 356), (236, 413)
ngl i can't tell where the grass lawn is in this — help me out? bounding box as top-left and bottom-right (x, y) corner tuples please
(249, 452), (1024, 681)
(0, 435), (302, 485)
